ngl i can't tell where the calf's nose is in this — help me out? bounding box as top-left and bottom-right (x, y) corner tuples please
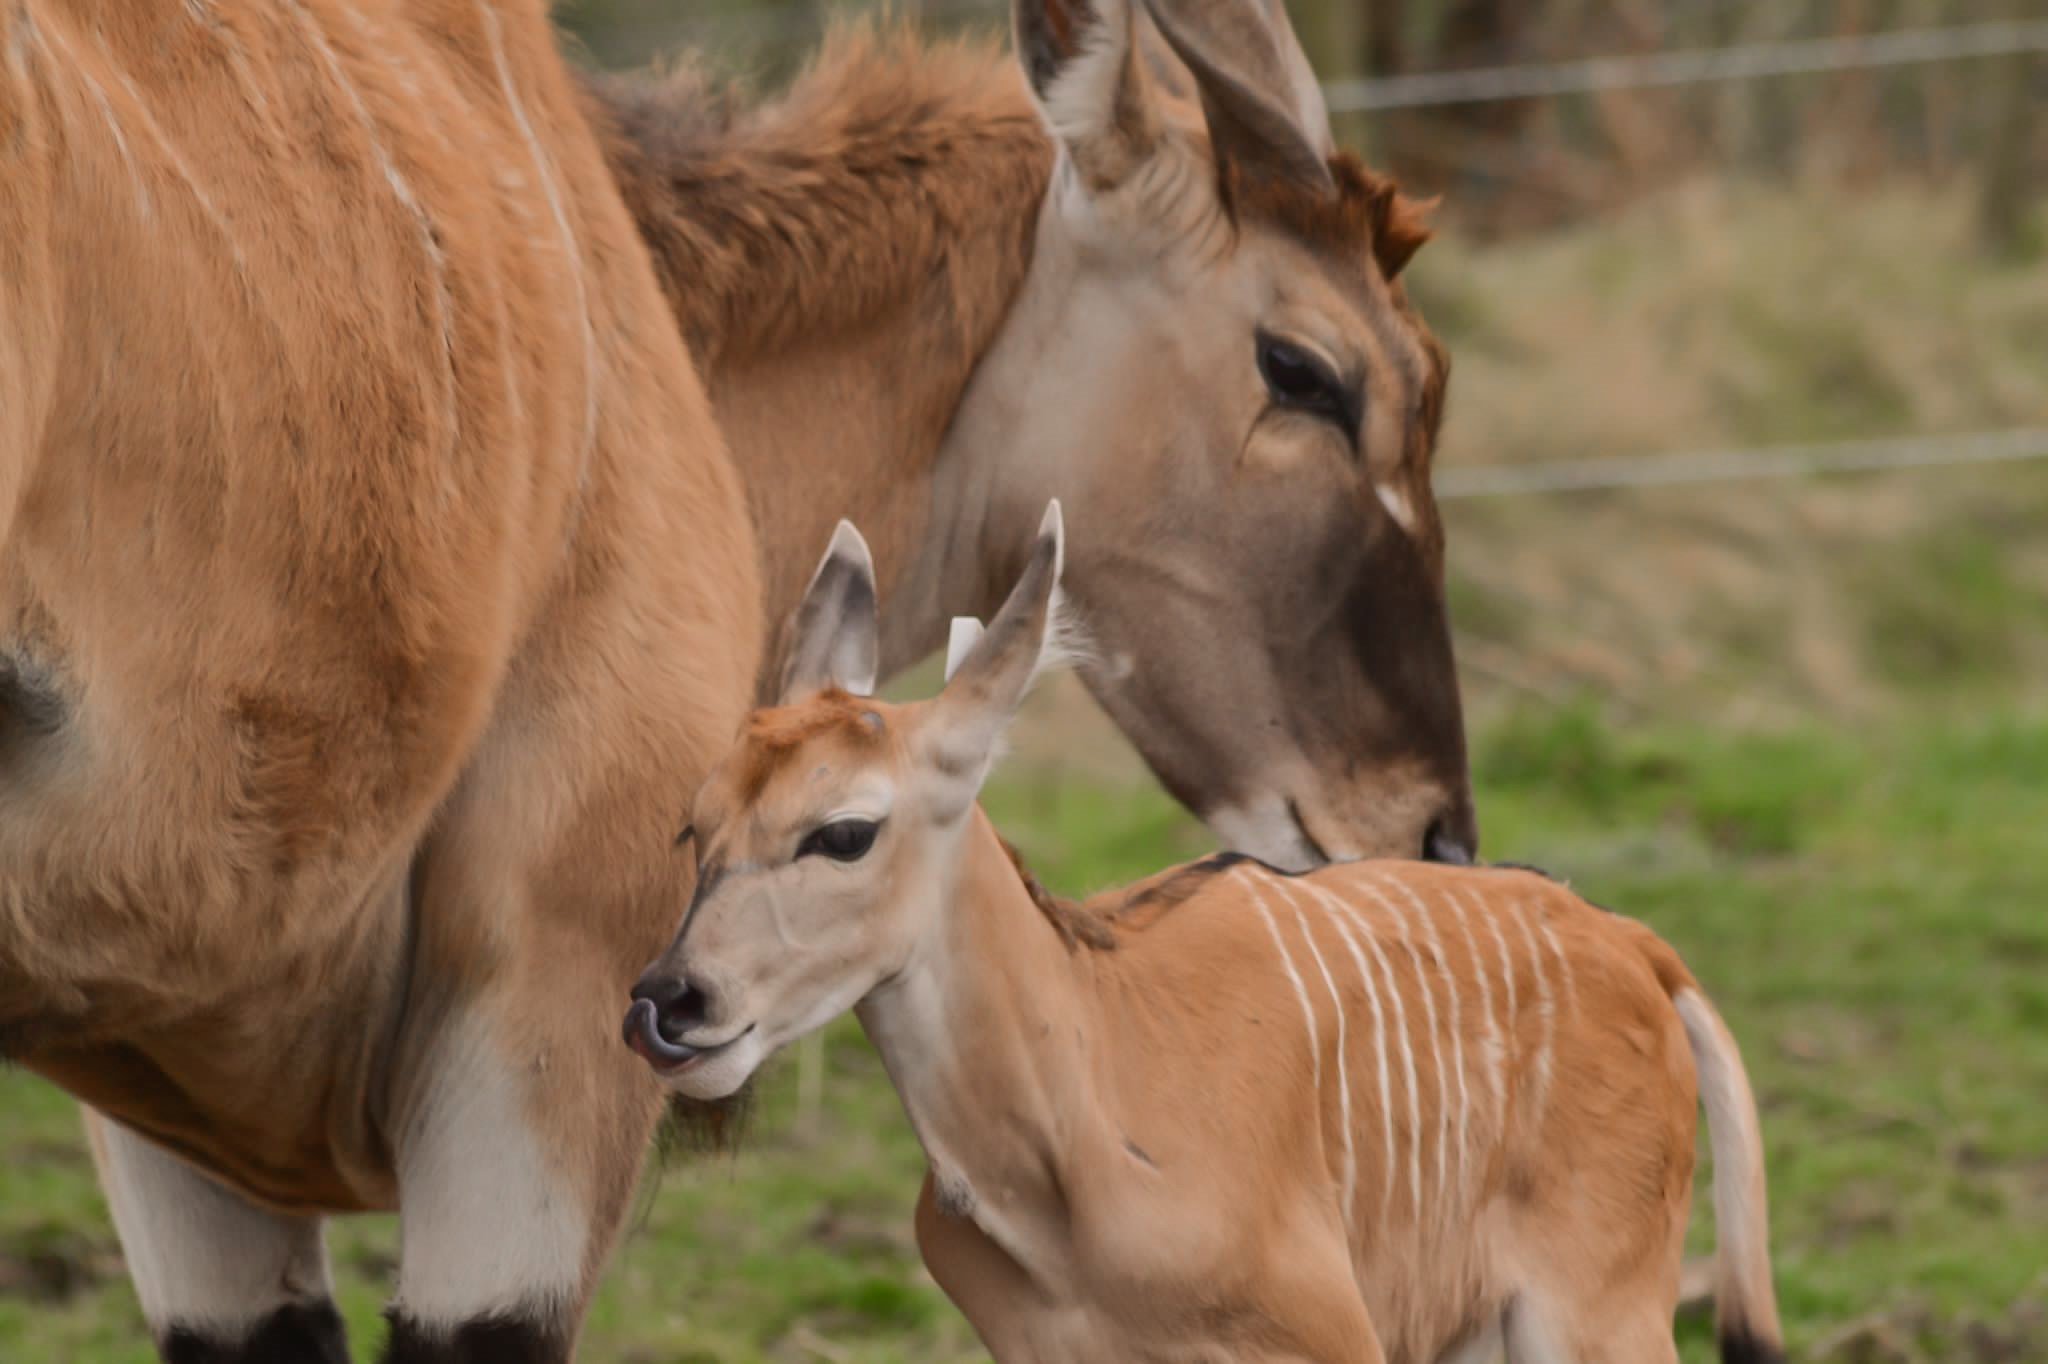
(623, 973), (712, 1067)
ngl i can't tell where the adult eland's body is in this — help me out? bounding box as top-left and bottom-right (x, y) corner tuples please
(2, 1), (759, 1357)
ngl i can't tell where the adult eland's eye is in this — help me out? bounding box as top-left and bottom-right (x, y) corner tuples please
(1256, 332), (1357, 436)
(798, 818), (880, 862)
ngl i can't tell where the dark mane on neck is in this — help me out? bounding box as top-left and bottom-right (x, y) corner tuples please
(578, 24), (1054, 365)
(996, 835), (1118, 952)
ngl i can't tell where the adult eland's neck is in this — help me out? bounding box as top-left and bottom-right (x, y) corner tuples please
(854, 810), (1102, 1278)
(582, 33), (1054, 694)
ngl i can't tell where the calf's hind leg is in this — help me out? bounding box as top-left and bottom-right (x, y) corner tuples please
(88, 1113), (347, 1364)
(1504, 1295), (1677, 1364)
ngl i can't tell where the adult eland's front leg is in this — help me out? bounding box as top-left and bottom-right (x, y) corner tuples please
(383, 1010), (582, 1362)
(87, 1113), (347, 1364)
(381, 988), (664, 1364)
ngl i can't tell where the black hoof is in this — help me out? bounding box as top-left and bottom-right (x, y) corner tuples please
(161, 1299), (349, 1364)
(381, 1309), (569, 1364)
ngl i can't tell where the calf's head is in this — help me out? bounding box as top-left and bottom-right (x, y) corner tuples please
(627, 511), (1069, 1100)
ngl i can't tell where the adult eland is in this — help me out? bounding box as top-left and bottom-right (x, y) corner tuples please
(0, 0), (1473, 1358)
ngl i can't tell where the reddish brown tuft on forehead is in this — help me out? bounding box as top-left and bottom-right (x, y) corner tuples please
(734, 690), (887, 795)
(746, 689), (884, 750)
(1231, 151), (1452, 503)
(1227, 152), (1434, 281)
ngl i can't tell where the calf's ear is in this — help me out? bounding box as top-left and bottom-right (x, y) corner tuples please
(780, 521), (880, 702)
(922, 502), (1066, 801)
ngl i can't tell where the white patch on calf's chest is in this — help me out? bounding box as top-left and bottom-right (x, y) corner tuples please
(933, 1163), (978, 1219)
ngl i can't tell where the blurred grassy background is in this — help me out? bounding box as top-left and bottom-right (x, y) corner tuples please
(2, 2), (2044, 1361)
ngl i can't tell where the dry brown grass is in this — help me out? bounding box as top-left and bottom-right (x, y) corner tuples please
(1413, 175), (2048, 723)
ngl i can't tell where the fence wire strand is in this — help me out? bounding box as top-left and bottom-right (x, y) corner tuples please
(1436, 429), (2048, 500)
(1321, 19), (2048, 113)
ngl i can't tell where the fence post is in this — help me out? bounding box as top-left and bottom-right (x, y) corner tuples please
(1977, 47), (2040, 256)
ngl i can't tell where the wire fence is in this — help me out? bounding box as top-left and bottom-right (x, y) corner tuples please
(1321, 19), (2048, 113)
(562, 5), (2045, 505)
(592, 4), (2048, 100)
(1436, 428), (2048, 500)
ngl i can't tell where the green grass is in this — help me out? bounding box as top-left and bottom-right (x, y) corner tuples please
(3, 706), (2044, 1362)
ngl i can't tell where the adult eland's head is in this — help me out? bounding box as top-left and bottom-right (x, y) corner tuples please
(939, 0), (1474, 868)
(585, 0), (1475, 868)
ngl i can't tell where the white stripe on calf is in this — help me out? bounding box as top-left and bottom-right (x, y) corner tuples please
(1482, 904), (1519, 1058)
(391, 1016), (588, 1328)
(1507, 899), (1557, 1124)
(1241, 877), (1321, 1091)
(89, 1113), (332, 1336)
(1298, 880), (1423, 1225)
(1445, 888), (1506, 1126)
(1357, 877), (1452, 1222)
(1387, 876), (1475, 1205)
(1278, 881), (1394, 1232)
(1281, 889), (1355, 1222)
(1535, 912), (1578, 1015)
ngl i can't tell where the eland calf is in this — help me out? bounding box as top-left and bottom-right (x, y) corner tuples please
(627, 509), (1784, 1364)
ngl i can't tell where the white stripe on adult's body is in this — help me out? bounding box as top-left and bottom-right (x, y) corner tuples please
(1357, 877), (1453, 1219)
(186, 0), (276, 124)
(476, 0), (599, 491)
(97, 52), (253, 279)
(286, 0), (461, 463)
(35, 22), (152, 222)
(1386, 875), (1474, 1203)
(332, 2), (531, 458)
(1240, 876), (1321, 1090)
(1272, 878), (1395, 1233)
(43, 17), (295, 363)
(1293, 877), (1424, 1224)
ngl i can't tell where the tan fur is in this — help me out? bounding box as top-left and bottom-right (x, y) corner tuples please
(634, 532), (1777, 1359)
(665, 758), (1782, 1361)
(0, 0), (759, 1327)
(9, 0), (1482, 1342)
(635, 531), (1782, 1363)
(584, 31), (1052, 656)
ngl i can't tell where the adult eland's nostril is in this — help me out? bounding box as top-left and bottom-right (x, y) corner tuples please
(1423, 816), (1475, 866)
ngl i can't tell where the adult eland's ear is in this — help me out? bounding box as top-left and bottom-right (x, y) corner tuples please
(1013, 0), (1164, 189)
(779, 520), (880, 702)
(923, 502), (1066, 797)
(1144, 0), (1334, 194)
